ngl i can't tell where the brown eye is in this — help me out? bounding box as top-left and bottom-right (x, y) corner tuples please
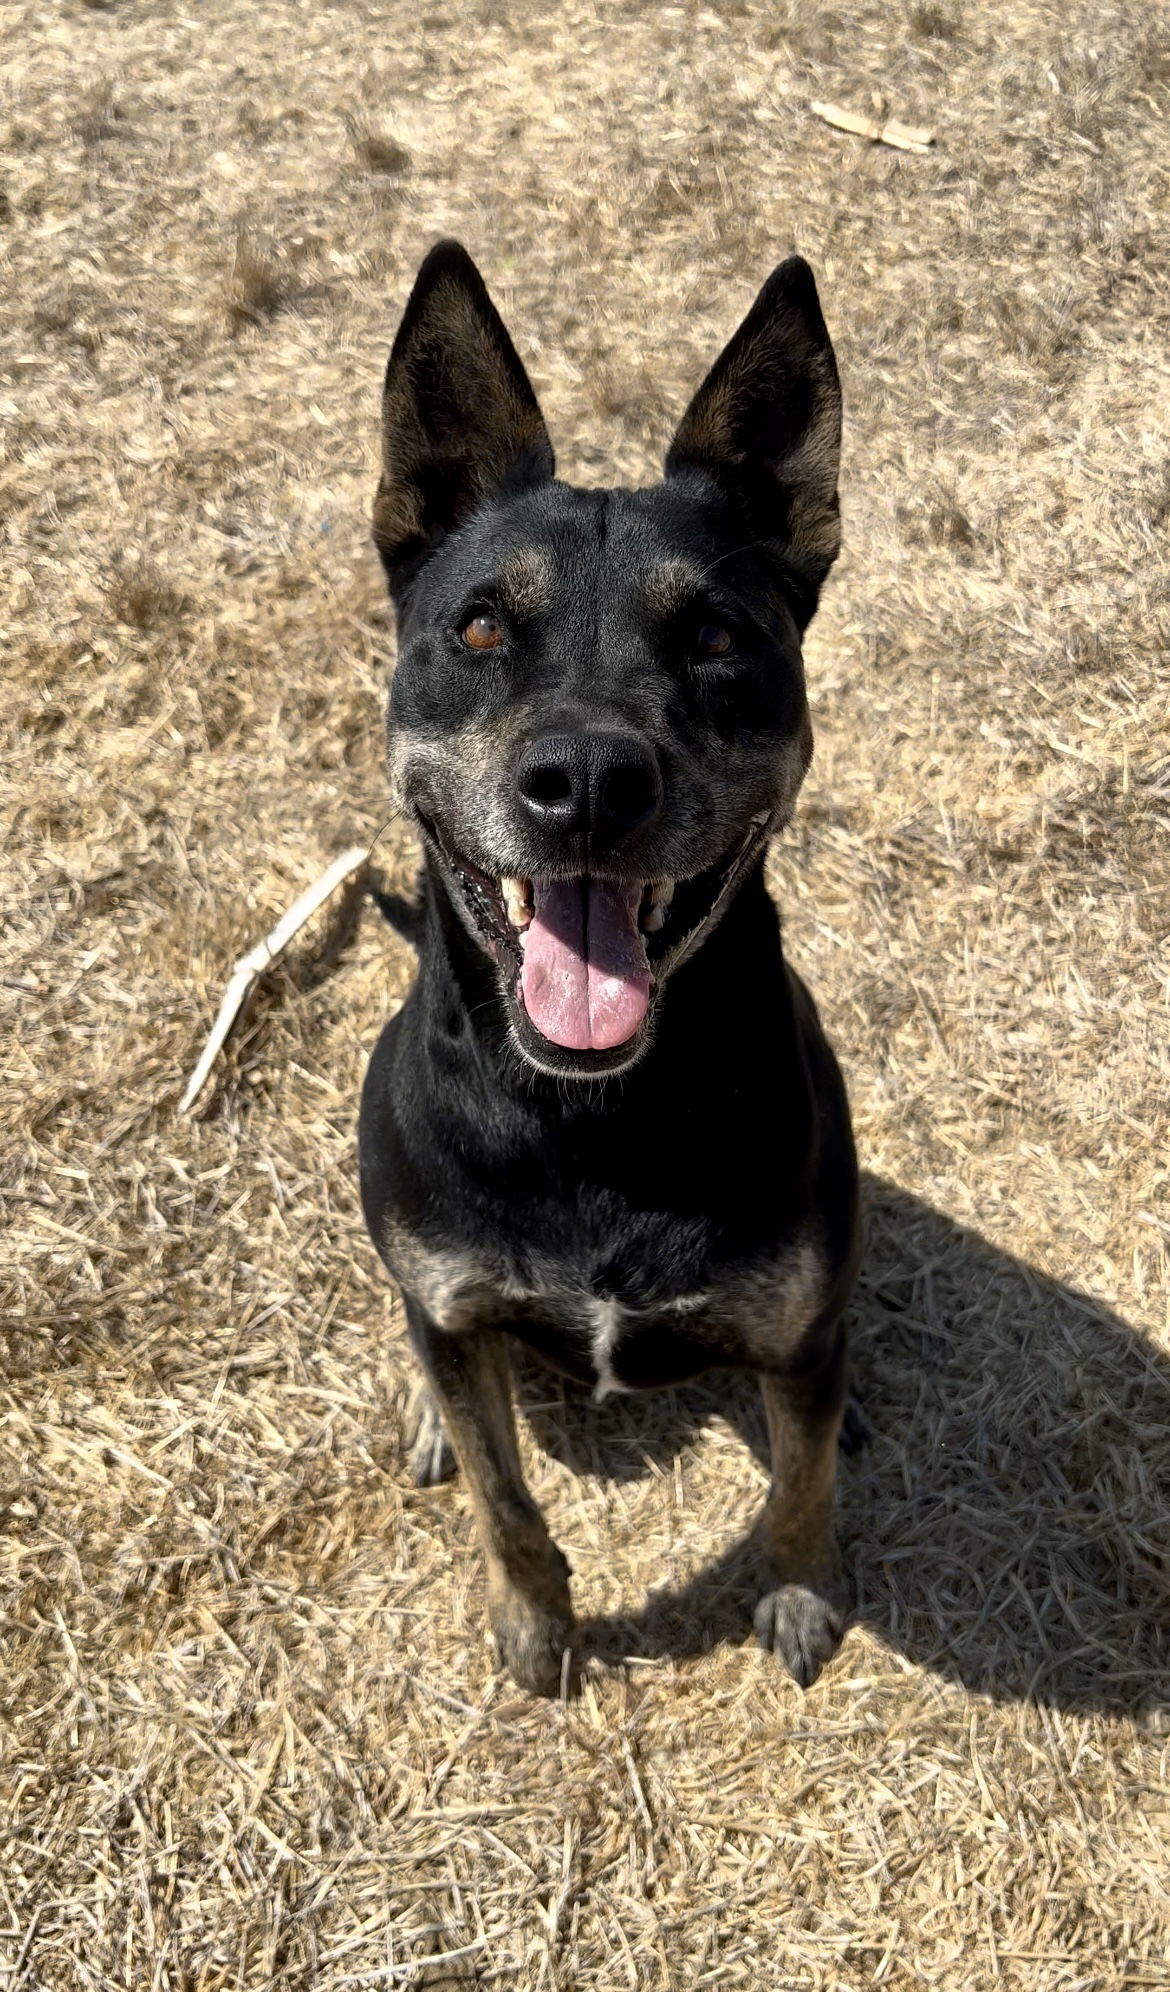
(697, 623), (732, 656)
(463, 612), (505, 651)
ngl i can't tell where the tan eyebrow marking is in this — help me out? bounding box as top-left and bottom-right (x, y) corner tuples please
(641, 557), (707, 618)
(497, 546), (554, 618)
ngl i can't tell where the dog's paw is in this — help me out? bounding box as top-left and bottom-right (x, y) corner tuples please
(491, 1598), (575, 1697)
(405, 1390), (457, 1487)
(754, 1581), (846, 1688)
(490, 1544), (574, 1696)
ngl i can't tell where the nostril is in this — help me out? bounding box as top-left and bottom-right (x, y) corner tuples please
(521, 764), (574, 809)
(601, 764), (658, 828)
(516, 737), (585, 825)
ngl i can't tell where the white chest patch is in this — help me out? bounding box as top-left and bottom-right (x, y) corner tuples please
(585, 1290), (712, 1401)
(587, 1297), (628, 1403)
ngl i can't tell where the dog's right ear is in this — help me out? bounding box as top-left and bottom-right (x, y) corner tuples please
(373, 242), (555, 586)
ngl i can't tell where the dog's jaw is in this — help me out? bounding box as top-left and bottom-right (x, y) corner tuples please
(416, 807), (778, 1080)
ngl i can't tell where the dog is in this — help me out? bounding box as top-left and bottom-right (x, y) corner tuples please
(359, 241), (860, 1694)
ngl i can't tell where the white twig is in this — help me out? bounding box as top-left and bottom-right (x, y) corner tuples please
(179, 845), (369, 1113)
(810, 100), (936, 153)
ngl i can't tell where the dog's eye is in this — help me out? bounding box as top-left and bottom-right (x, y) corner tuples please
(462, 612), (505, 651)
(696, 623), (733, 657)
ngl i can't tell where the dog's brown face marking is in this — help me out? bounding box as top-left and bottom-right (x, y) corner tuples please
(639, 556), (710, 620)
(497, 544), (555, 620)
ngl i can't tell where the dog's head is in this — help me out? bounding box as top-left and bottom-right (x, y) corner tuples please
(373, 241), (842, 1078)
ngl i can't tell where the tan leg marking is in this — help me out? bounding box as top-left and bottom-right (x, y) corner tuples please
(406, 1303), (572, 1694)
(754, 1349), (848, 1687)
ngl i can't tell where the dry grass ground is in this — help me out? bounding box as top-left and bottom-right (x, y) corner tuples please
(2, 0), (1169, 1985)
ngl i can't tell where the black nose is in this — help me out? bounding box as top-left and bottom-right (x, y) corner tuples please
(516, 732), (663, 847)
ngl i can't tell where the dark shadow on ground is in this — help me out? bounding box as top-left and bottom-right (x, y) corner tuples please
(514, 1176), (1170, 1715)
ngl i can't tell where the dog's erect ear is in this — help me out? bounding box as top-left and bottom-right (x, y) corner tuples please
(373, 241), (555, 584)
(664, 257), (842, 615)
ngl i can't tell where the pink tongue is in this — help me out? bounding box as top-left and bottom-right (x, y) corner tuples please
(519, 879), (651, 1051)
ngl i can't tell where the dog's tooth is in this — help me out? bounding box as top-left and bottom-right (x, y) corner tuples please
(502, 875), (533, 929)
(641, 880), (674, 933)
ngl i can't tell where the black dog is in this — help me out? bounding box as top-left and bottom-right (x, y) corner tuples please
(359, 242), (859, 1694)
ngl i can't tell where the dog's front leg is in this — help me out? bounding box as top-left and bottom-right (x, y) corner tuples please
(403, 1298), (573, 1694)
(753, 1333), (849, 1688)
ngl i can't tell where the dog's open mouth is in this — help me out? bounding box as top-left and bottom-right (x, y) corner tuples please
(423, 816), (770, 1056)
(511, 876), (652, 1051)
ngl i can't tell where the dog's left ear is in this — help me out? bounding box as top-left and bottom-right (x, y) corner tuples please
(373, 240), (555, 587)
(665, 257), (842, 619)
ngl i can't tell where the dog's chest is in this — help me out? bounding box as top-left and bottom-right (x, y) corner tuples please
(386, 1220), (825, 1394)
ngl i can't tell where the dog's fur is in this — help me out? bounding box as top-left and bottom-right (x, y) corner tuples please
(359, 242), (860, 1693)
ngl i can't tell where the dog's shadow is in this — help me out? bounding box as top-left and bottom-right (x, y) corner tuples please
(515, 1176), (1170, 1715)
